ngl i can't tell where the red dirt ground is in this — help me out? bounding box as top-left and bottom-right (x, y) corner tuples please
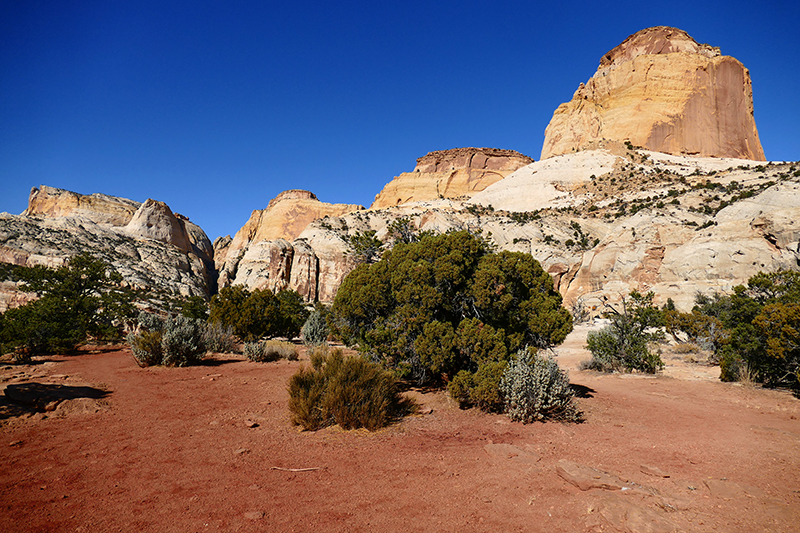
(1, 326), (799, 532)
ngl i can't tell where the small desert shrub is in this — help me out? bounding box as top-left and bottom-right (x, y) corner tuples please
(570, 297), (590, 324)
(137, 311), (163, 331)
(301, 309), (330, 346)
(585, 327), (664, 373)
(129, 329), (163, 367)
(448, 360), (508, 412)
(500, 348), (582, 423)
(288, 347), (415, 431)
(584, 291), (665, 374)
(245, 340), (298, 362)
(127, 313), (206, 367)
(673, 342), (701, 354)
(202, 323), (236, 353)
(719, 349), (744, 382)
(161, 316), (206, 366)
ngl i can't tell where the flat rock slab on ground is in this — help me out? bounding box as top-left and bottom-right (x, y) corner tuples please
(556, 459), (655, 495)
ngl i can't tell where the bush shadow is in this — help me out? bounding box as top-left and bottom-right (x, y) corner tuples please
(1, 382), (110, 420)
(570, 383), (596, 398)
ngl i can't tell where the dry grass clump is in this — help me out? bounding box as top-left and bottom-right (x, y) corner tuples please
(288, 346), (416, 431)
(244, 340), (298, 362)
(672, 342), (701, 354)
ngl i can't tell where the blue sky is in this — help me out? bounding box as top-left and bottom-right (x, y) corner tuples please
(1, 1), (798, 241)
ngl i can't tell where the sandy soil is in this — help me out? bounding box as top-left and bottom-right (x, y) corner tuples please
(1, 328), (798, 532)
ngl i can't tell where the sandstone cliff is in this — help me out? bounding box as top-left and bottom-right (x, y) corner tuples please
(238, 190), (362, 245)
(279, 149), (797, 310)
(371, 148), (533, 209)
(215, 190), (363, 300)
(0, 187), (216, 311)
(23, 186), (140, 226)
(541, 26), (765, 161)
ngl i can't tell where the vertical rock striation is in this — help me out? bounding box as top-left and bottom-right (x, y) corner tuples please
(215, 190), (362, 301)
(541, 26), (765, 161)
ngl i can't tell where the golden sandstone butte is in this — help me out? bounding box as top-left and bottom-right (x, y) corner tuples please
(371, 148), (533, 208)
(541, 26), (765, 161)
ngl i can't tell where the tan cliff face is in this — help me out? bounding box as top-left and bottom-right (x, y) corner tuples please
(541, 26), (765, 161)
(233, 190), (363, 246)
(370, 148), (533, 209)
(23, 186), (141, 226)
(215, 190), (362, 300)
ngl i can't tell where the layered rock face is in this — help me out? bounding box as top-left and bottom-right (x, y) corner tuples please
(371, 148), (533, 209)
(287, 149), (797, 309)
(215, 190), (363, 301)
(232, 190), (362, 245)
(23, 186), (140, 226)
(541, 27), (765, 161)
(0, 187), (216, 311)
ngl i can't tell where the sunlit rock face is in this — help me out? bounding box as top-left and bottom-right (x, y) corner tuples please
(215, 190), (362, 301)
(371, 148), (533, 209)
(0, 187), (216, 311)
(541, 26), (765, 161)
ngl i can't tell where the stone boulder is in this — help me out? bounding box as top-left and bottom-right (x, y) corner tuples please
(371, 148), (533, 209)
(541, 26), (765, 161)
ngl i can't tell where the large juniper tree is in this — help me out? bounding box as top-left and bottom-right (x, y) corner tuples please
(330, 230), (573, 410)
(0, 253), (135, 355)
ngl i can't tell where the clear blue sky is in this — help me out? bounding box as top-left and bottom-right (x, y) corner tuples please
(2, 0), (798, 241)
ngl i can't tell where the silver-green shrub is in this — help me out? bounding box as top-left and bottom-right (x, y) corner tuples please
(127, 313), (206, 367)
(301, 310), (329, 346)
(161, 315), (206, 366)
(500, 348), (582, 423)
(137, 310), (163, 332)
(202, 322), (236, 353)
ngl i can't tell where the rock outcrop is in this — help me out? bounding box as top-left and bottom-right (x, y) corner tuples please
(0, 187), (216, 311)
(217, 148), (797, 309)
(541, 26), (765, 161)
(371, 148), (533, 208)
(23, 186), (140, 226)
(468, 149), (796, 311)
(237, 190), (362, 244)
(125, 199), (192, 253)
(215, 190), (362, 301)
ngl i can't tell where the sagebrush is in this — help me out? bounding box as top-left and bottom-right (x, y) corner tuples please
(301, 308), (330, 346)
(500, 348), (582, 423)
(288, 346), (416, 431)
(127, 312), (206, 367)
(202, 323), (236, 353)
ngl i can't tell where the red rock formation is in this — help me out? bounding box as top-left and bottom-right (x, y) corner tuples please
(541, 26), (765, 161)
